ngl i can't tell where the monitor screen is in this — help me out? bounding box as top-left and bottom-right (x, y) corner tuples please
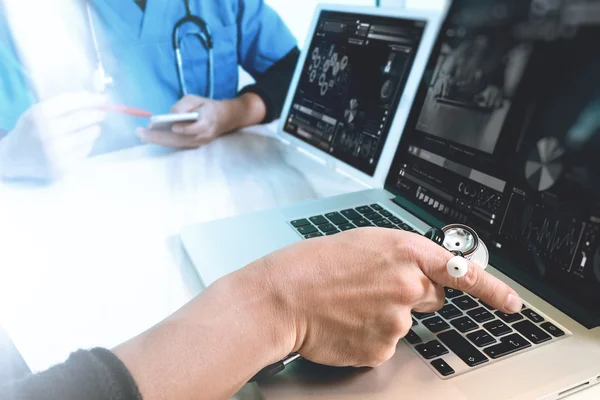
(387, 0), (600, 327)
(283, 11), (427, 175)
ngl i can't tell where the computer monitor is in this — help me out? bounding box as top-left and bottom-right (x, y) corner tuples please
(387, 0), (600, 327)
(283, 10), (428, 176)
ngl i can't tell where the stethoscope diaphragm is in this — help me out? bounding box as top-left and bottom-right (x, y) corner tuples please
(425, 224), (489, 271)
(441, 224), (489, 270)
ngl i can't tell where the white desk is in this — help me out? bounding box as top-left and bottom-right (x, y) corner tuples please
(0, 125), (596, 399)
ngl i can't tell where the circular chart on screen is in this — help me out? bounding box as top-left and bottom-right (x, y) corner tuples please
(344, 98), (358, 124)
(525, 137), (565, 191)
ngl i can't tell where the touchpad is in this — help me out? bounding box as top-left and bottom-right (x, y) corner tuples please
(180, 210), (301, 287)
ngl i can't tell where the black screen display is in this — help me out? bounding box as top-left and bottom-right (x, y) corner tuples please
(387, 0), (600, 327)
(283, 11), (426, 175)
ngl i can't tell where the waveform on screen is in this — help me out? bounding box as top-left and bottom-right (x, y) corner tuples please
(517, 204), (579, 257)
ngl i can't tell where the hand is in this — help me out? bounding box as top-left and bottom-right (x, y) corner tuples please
(475, 85), (504, 108)
(112, 228), (523, 400)
(0, 92), (107, 180)
(136, 95), (227, 149)
(252, 228), (522, 368)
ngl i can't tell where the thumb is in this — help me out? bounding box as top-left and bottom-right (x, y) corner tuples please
(171, 95), (207, 114)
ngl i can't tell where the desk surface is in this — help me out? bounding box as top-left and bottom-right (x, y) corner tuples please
(0, 125), (596, 399)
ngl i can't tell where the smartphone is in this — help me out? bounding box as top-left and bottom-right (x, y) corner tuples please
(147, 112), (200, 132)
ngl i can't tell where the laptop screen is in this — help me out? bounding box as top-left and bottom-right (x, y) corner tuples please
(283, 11), (426, 176)
(386, 0), (600, 327)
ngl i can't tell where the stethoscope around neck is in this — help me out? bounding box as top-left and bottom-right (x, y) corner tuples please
(86, 0), (215, 98)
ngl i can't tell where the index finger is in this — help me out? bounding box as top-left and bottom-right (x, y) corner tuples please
(408, 234), (523, 314)
(171, 120), (210, 135)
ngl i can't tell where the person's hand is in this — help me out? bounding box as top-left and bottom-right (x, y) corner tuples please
(250, 228), (523, 368)
(475, 85), (504, 108)
(136, 95), (227, 149)
(0, 92), (107, 180)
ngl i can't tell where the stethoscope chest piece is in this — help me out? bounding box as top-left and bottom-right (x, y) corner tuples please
(426, 224), (489, 271)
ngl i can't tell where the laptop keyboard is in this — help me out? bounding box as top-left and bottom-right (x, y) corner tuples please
(290, 204), (418, 239)
(289, 203), (569, 379)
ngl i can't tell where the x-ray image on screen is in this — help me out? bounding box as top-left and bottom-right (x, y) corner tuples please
(416, 33), (531, 154)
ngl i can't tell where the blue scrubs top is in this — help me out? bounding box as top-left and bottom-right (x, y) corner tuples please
(0, 0), (297, 154)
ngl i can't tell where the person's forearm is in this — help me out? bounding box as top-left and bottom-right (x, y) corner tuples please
(113, 260), (294, 400)
(216, 92), (267, 134)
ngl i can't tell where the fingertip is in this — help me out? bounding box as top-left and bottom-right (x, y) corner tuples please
(503, 293), (523, 314)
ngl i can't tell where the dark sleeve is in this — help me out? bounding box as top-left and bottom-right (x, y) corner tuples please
(0, 348), (142, 400)
(238, 47), (300, 123)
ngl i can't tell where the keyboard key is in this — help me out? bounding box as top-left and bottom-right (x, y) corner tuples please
(338, 223), (355, 231)
(479, 300), (494, 310)
(423, 317), (450, 333)
(400, 223), (412, 231)
(437, 330), (489, 367)
(483, 333), (531, 359)
(540, 322), (565, 338)
(380, 210), (393, 218)
(495, 311), (524, 324)
(451, 316), (478, 333)
(297, 225), (318, 235)
(431, 358), (455, 376)
(405, 329), (422, 345)
(388, 216), (403, 224)
(309, 216), (328, 225)
(291, 219), (310, 228)
(466, 330), (496, 347)
(363, 212), (381, 221)
(325, 212), (349, 226)
(439, 304), (463, 320)
(326, 231), (339, 236)
(341, 209), (362, 220)
(453, 296), (479, 311)
(370, 204), (384, 211)
(522, 309), (545, 323)
(356, 206), (372, 214)
(319, 223), (338, 233)
(412, 318), (418, 327)
(415, 340), (448, 360)
(513, 320), (552, 344)
(444, 287), (464, 299)
(413, 311), (436, 320)
(467, 307), (495, 323)
(354, 219), (373, 227)
(304, 232), (323, 239)
(374, 219), (393, 228)
(483, 320), (513, 337)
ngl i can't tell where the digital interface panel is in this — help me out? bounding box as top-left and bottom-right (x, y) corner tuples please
(283, 11), (426, 175)
(387, 0), (600, 325)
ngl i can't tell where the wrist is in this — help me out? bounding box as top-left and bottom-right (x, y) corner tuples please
(230, 257), (298, 362)
(215, 93), (267, 135)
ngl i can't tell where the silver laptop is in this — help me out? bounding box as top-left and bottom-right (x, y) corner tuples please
(271, 4), (445, 189)
(181, 1), (600, 399)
